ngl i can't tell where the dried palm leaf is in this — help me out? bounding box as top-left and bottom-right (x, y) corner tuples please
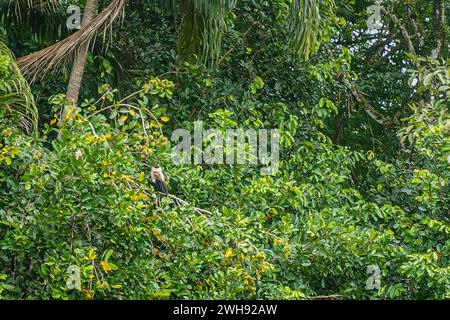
(16, 0), (126, 82)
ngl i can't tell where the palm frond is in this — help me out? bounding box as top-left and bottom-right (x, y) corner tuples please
(288, 0), (336, 59)
(177, 0), (236, 67)
(16, 0), (126, 82)
(5, 0), (60, 14)
(1, 0), (67, 47)
(0, 38), (38, 135)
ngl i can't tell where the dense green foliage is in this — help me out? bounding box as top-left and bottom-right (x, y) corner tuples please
(0, 0), (449, 299)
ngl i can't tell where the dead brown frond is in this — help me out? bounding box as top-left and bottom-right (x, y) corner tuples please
(16, 0), (127, 83)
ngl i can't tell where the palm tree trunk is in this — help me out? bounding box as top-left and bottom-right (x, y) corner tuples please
(65, 0), (99, 106)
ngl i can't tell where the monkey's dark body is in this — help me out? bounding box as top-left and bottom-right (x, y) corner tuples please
(149, 177), (168, 206)
(149, 166), (170, 207)
(149, 178), (169, 195)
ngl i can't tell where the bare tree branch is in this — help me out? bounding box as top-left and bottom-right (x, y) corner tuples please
(380, 6), (416, 56)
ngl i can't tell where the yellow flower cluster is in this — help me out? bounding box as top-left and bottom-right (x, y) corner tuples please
(85, 134), (112, 144)
(142, 77), (175, 98)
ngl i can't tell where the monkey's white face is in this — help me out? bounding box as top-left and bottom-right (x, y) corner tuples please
(151, 168), (164, 180)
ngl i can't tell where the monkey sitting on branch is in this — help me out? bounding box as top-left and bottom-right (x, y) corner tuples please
(145, 166), (212, 215)
(149, 166), (169, 206)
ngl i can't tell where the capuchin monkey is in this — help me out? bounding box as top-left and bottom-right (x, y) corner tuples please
(149, 166), (169, 206)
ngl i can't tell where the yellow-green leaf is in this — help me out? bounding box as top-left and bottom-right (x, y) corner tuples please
(87, 249), (97, 260)
(224, 248), (233, 259)
(100, 260), (112, 273)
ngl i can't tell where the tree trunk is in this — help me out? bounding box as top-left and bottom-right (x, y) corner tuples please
(65, 0), (99, 107)
(431, 0), (446, 59)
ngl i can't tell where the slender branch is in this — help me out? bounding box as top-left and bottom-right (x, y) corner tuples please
(404, 2), (424, 47)
(310, 294), (343, 300)
(364, 30), (399, 64)
(349, 85), (394, 129)
(162, 192), (214, 217)
(130, 180), (214, 217)
(380, 7), (416, 56)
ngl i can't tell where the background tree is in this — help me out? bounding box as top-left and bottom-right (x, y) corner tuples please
(0, 0), (448, 300)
